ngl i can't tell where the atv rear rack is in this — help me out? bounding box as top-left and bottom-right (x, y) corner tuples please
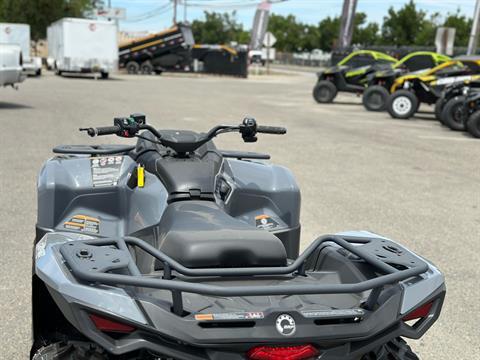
(59, 235), (429, 316)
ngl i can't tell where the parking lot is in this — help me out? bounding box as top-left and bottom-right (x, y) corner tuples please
(0, 71), (479, 359)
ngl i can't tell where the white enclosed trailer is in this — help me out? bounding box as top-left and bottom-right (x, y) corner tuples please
(0, 22), (42, 76)
(0, 43), (26, 87)
(47, 18), (118, 78)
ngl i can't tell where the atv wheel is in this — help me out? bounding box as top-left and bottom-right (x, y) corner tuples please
(313, 80), (337, 103)
(466, 111), (480, 138)
(32, 342), (108, 360)
(126, 61), (139, 74)
(442, 96), (467, 131)
(362, 338), (419, 360)
(363, 85), (389, 111)
(434, 97), (445, 124)
(387, 90), (418, 119)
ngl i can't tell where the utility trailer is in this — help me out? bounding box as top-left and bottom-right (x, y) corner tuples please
(0, 23), (42, 76)
(0, 43), (25, 88)
(47, 18), (118, 79)
(118, 23), (194, 74)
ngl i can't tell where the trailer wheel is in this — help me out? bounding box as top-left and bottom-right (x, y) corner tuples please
(363, 85), (389, 111)
(466, 111), (480, 138)
(313, 80), (337, 103)
(35, 69), (42, 77)
(126, 61), (139, 74)
(387, 90), (418, 119)
(100, 72), (109, 80)
(442, 96), (467, 131)
(141, 61), (153, 75)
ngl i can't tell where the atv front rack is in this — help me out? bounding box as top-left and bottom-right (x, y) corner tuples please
(59, 235), (429, 316)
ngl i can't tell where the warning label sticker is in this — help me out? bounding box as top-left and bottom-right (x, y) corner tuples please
(255, 214), (279, 230)
(91, 156), (123, 187)
(64, 215), (100, 233)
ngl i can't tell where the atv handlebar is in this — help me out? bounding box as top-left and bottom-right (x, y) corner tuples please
(80, 125), (121, 137)
(256, 125), (287, 134)
(80, 114), (286, 154)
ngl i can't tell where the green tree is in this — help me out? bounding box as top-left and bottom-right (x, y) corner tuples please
(318, 16), (340, 51)
(317, 13), (379, 51)
(191, 11), (249, 44)
(352, 13), (380, 47)
(381, 0), (433, 46)
(444, 10), (472, 47)
(268, 14), (305, 52)
(0, 0), (92, 40)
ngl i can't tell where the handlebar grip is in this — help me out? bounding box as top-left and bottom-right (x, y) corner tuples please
(94, 126), (121, 136)
(256, 125), (287, 135)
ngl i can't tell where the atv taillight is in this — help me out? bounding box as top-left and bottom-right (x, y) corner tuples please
(402, 301), (433, 321)
(89, 314), (135, 333)
(247, 344), (319, 360)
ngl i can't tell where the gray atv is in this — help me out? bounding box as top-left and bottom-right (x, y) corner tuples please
(32, 115), (445, 360)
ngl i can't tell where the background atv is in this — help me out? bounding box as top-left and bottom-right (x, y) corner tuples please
(313, 50), (396, 103)
(442, 89), (480, 137)
(362, 52), (451, 112)
(436, 80), (480, 129)
(386, 56), (480, 119)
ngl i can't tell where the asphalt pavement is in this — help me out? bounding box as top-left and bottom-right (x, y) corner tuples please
(0, 70), (478, 359)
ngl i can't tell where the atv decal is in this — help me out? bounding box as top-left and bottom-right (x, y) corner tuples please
(432, 75), (474, 86)
(301, 308), (365, 319)
(90, 156), (123, 187)
(255, 214), (279, 230)
(276, 314), (296, 336)
(64, 215), (100, 233)
(195, 312), (264, 321)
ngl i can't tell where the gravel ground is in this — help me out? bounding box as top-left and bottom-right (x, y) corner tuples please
(0, 71), (478, 359)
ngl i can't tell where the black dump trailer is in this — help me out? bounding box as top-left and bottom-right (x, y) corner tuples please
(119, 23), (194, 74)
(192, 45), (248, 78)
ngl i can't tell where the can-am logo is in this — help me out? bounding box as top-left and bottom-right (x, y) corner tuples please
(89, 23), (96, 32)
(275, 314), (296, 336)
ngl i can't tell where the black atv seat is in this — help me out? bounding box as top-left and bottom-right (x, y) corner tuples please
(156, 201), (287, 268)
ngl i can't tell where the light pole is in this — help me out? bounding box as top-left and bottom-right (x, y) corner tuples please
(468, 0), (480, 55)
(173, 0), (177, 25)
(184, 0), (187, 23)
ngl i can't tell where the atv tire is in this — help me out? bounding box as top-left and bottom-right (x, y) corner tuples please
(387, 90), (419, 119)
(362, 337), (419, 360)
(442, 96), (467, 131)
(363, 85), (389, 111)
(435, 97), (445, 124)
(466, 111), (480, 138)
(313, 80), (337, 103)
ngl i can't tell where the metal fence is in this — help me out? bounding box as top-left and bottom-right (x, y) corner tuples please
(275, 46), (472, 68)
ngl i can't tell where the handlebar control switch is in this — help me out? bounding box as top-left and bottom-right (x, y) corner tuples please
(114, 117), (139, 138)
(130, 113), (146, 125)
(240, 117), (258, 143)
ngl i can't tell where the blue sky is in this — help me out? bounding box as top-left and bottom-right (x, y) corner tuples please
(111, 0), (476, 33)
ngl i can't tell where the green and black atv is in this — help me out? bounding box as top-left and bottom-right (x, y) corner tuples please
(312, 50), (397, 103)
(386, 56), (480, 119)
(362, 52), (451, 111)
